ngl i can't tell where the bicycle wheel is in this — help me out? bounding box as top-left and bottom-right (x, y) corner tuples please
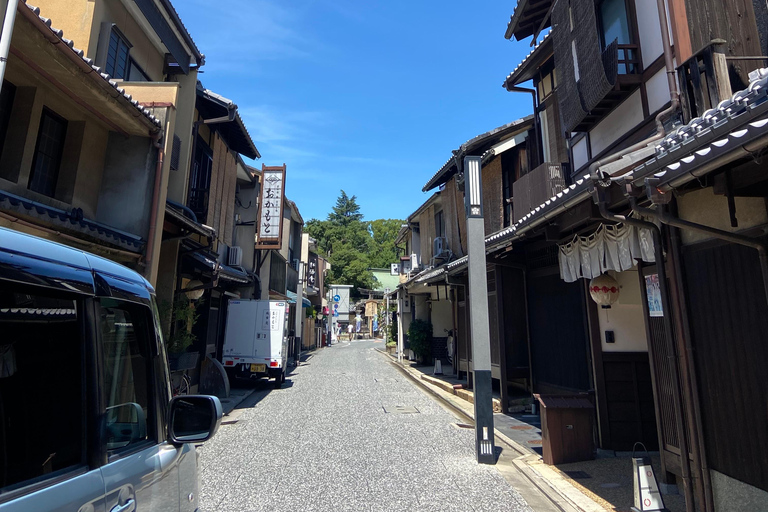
(178, 374), (191, 395)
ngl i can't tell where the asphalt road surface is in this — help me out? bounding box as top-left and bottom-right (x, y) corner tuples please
(198, 340), (532, 512)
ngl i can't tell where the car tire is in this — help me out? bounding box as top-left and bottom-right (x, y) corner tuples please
(281, 371), (286, 383)
(274, 374), (282, 389)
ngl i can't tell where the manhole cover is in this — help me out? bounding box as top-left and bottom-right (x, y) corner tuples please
(564, 470), (591, 479)
(509, 425), (534, 430)
(383, 405), (420, 414)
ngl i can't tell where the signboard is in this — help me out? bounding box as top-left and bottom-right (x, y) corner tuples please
(390, 263), (400, 276)
(333, 294), (340, 302)
(645, 274), (663, 317)
(307, 253), (318, 288)
(255, 164), (286, 249)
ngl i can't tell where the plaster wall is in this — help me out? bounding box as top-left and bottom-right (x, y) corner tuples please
(413, 294), (429, 322)
(165, 70), (199, 204)
(589, 90), (644, 156)
(646, 67), (671, 115)
(430, 299), (453, 337)
(572, 135), (589, 170)
(677, 187), (768, 245)
(96, 132), (155, 238)
(711, 469), (768, 512)
(597, 268), (649, 352)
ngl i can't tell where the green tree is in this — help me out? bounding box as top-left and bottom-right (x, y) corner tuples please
(368, 218), (403, 268)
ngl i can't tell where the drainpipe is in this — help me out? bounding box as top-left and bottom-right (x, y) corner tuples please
(592, 187), (695, 511)
(0, 0), (18, 95)
(144, 130), (165, 283)
(589, 0), (680, 180)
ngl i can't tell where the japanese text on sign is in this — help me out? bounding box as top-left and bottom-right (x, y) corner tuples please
(257, 166), (286, 245)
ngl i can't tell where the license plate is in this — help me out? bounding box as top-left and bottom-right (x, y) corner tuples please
(250, 364), (266, 373)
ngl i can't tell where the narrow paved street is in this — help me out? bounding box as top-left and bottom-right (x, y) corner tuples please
(198, 340), (532, 512)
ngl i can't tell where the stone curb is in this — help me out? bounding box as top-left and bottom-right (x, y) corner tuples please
(377, 349), (609, 512)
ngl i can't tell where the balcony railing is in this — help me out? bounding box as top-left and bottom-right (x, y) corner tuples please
(187, 188), (209, 224)
(512, 162), (567, 223)
(617, 44), (640, 75)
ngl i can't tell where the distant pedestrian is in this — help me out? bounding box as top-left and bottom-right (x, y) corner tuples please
(347, 323), (353, 340)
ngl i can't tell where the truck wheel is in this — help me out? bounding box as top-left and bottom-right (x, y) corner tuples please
(274, 374), (283, 389)
(281, 371), (286, 383)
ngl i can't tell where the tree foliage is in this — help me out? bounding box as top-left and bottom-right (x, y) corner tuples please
(305, 190), (403, 298)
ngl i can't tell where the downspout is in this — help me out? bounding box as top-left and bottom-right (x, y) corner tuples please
(0, 0), (19, 96)
(593, 187), (696, 511)
(144, 130), (165, 282)
(589, 0), (680, 180)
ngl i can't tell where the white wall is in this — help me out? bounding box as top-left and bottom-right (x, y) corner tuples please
(646, 67), (671, 114)
(597, 268), (649, 352)
(430, 299), (453, 336)
(677, 188), (768, 245)
(589, 90), (644, 156)
(572, 136), (589, 170)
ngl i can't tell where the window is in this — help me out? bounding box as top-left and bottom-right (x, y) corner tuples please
(128, 58), (150, 82)
(0, 290), (85, 491)
(599, 0), (631, 47)
(0, 81), (15, 163)
(434, 210), (445, 239)
(188, 136), (213, 222)
(99, 299), (155, 453)
(28, 108), (67, 197)
(105, 28), (131, 79)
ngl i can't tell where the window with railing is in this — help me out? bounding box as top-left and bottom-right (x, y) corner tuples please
(599, 0), (639, 74)
(187, 136), (212, 223)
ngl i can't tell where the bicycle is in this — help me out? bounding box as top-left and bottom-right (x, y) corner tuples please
(171, 370), (191, 396)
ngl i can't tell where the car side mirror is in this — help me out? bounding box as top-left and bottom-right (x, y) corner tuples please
(168, 395), (222, 444)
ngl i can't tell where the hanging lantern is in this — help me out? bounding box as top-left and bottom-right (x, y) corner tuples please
(184, 279), (205, 301)
(589, 273), (620, 306)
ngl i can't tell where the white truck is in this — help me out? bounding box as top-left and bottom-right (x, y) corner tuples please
(222, 300), (290, 388)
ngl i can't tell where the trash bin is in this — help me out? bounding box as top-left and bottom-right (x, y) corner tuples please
(534, 394), (594, 465)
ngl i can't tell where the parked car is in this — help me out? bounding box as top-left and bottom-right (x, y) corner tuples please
(0, 227), (222, 511)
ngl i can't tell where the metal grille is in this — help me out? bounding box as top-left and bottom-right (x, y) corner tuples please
(526, 244), (559, 270)
(170, 134), (181, 170)
(513, 162), (566, 223)
(28, 109), (67, 197)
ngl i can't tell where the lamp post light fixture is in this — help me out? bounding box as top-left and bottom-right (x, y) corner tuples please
(463, 155), (496, 465)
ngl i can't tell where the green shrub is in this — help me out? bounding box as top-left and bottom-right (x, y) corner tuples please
(407, 319), (433, 362)
(388, 317), (398, 344)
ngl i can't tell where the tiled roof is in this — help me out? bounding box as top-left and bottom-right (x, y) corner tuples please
(422, 116), (534, 192)
(627, 67), (768, 191)
(24, 2), (161, 128)
(197, 83), (260, 159)
(503, 30), (551, 89)
(0, 190), (145, 252)
(157, 0), (204, 64)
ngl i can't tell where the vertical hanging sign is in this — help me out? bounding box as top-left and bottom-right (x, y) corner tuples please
(256, 164), (286, 249)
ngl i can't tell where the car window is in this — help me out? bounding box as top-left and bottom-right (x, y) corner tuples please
(98, 299), (156, 453)
(0, 289), (85, 492)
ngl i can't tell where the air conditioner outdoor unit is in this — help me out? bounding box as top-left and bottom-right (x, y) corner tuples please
(228, 246), (242, 267)
(411, 253), (419, 271)
(433, 237), (446, 256)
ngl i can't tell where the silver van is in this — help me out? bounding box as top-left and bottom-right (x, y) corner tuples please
(0, 227), (222, 512)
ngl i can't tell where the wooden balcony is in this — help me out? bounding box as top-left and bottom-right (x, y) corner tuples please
(512, 162), (567, 223)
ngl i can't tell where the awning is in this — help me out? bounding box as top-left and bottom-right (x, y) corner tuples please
(187, 251), (251, 285)
(286, 290), (312, 307)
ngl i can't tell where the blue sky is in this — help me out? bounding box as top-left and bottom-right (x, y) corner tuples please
(178, 1), (535, 222)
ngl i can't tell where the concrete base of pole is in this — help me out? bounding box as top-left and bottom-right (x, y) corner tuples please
(473, 369), (496, 464)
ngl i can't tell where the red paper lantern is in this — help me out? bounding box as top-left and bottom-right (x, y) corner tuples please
(589, 274), (620, 306)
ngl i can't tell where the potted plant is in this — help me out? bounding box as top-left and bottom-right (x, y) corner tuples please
(407, 319), (433, 364)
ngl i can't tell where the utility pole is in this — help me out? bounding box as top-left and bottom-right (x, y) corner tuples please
(463, 155), (495, 465)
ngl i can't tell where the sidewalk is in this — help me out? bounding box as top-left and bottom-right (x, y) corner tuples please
(383, 351), (685, 512)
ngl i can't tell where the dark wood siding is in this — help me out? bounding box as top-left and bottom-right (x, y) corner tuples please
(602, 352), (659, 451)
(501, 267), (530, 384)
(682, 240), (768, 492)
(527, 270), (591, 393)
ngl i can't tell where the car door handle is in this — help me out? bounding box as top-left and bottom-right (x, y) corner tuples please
(110, 499), (136, 512)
